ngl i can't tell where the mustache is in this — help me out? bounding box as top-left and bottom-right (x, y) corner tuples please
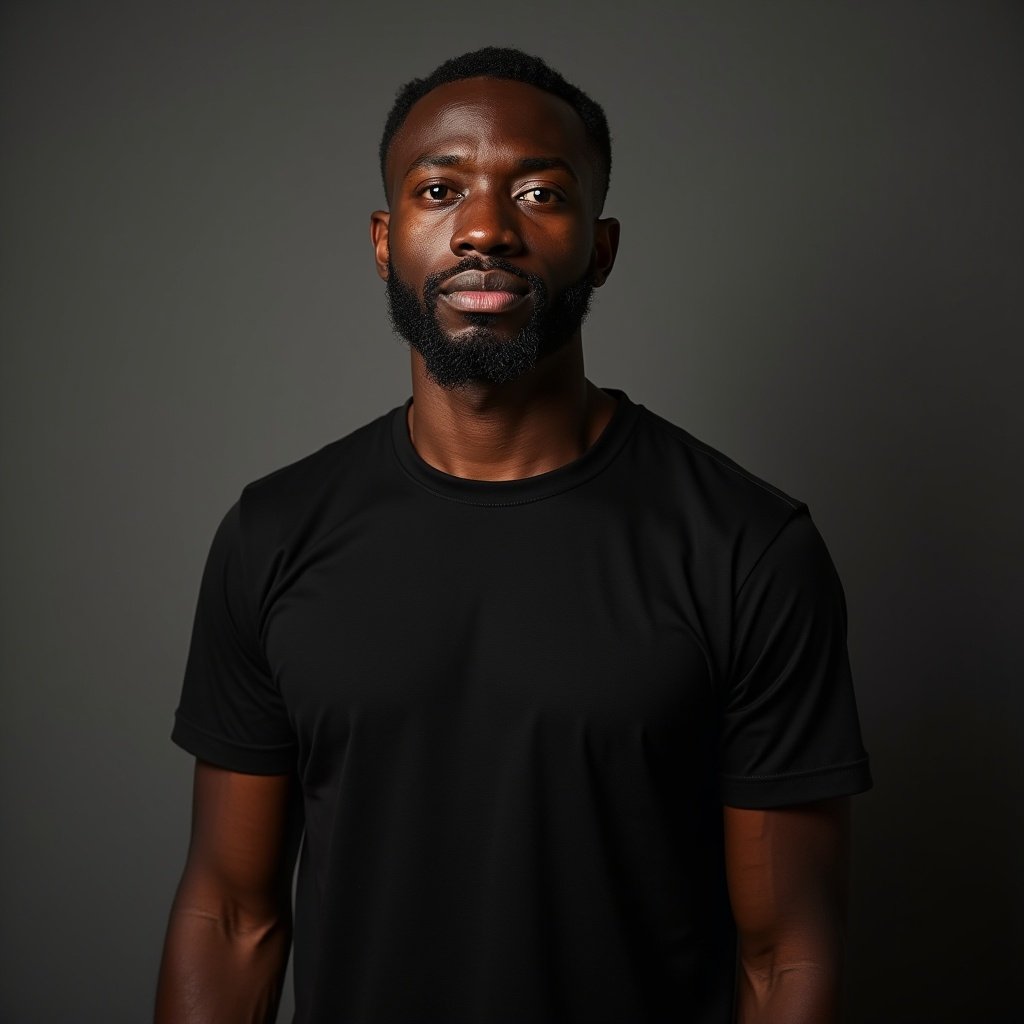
(423, 257), (538, 301)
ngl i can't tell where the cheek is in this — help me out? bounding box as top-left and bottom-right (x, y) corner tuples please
(526, 224), (594, 283)
(389, 211), (453, 269)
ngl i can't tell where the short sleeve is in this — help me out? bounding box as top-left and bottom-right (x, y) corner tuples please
(720, 510), (872, 807)
(171, 500), (297, 774)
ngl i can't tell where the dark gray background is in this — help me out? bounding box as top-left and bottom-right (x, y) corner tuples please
(2, 2), (1021, 1021)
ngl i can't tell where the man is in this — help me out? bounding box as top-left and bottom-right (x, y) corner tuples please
(156, 46), (871, 1024)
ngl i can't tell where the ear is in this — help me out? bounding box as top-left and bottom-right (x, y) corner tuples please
(590, 216), (620, 287)
(370, 210), (391, 280)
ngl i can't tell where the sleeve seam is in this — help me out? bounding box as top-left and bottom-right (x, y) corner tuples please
(733, 505), (809, 603)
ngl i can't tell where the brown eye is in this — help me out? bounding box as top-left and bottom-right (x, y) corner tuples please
(423, 184), (457, 201)
(519, 187), (561, 205)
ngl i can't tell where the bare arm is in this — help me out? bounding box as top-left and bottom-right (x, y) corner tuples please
(155, 760), (302, 1024)
(724, 797), (851, 1024)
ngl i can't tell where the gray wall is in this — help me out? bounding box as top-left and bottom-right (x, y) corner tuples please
(2, 2), (1021, 1021)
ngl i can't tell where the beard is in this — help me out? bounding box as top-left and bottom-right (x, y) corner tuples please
(385, 255), (594, 390)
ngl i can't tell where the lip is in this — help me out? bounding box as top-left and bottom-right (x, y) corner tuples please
(436, 268), (532, 315)
(439, 270), (530, 296)
(439, 290), (529, 313)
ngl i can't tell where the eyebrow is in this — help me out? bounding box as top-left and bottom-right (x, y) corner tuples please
(517, 156), (579, 181)
(407, 153), (464, 173)
(405, 154), (579, 182)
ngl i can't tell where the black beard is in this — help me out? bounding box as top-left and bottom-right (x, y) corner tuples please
(385, 255), (594, 390)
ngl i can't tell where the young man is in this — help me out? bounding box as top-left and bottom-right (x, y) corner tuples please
(156, 47), (871, 1024)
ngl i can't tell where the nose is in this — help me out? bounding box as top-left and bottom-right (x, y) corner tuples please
(449, 190), (524, 258)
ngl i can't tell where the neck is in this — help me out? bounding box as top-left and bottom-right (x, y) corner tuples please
(406, 339), (618, 481)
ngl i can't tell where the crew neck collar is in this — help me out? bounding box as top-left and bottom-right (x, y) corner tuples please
(390, 387), (641, 506)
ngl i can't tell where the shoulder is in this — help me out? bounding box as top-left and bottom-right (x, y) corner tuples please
(245, 405), (396, 500)
(628, 400), (811, 578)
(231, 403), (402, 573)
(633, 402), (804, 514)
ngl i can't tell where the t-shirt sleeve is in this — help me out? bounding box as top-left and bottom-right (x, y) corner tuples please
(171, 499), (297, 774)
(719, 509), (872, 807)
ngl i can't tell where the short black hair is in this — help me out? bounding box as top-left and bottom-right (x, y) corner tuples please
(379, 46), (612, 211)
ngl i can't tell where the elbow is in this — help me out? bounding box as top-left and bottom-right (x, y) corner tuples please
(735, 949), (844, 1024)
(171, 888), (292, 953)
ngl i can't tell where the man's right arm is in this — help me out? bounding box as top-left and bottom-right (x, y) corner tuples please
(155, 759), (302, 1024)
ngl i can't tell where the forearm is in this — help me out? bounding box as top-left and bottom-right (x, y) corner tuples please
(735, 958), (841, 1024)
(154, 895), (291, 1024)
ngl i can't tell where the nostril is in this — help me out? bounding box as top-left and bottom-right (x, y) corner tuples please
(450, 227), (522, 258)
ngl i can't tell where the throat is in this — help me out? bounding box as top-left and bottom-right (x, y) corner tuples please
(407, 379), (616, 482)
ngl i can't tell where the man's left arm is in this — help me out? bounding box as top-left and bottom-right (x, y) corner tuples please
(724, 796), (851, 1024)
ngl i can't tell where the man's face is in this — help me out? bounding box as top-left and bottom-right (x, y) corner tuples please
(372, 77), (617, 390)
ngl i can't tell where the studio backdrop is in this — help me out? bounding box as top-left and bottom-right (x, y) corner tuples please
(1, 2), (1021, 1021)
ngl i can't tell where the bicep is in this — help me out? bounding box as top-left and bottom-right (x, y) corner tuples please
(177, 759), (302, 914)
(724, 797), (851, 964)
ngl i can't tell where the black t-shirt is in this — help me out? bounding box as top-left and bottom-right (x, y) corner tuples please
(173, 388), (871, 1023)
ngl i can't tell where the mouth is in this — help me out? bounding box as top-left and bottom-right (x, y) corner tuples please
(439, 290), (529, 313)
(437, 269), (531, 315)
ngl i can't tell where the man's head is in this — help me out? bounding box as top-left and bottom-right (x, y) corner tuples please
(379, 47), (612, 214)
(371, 48), (619, 391)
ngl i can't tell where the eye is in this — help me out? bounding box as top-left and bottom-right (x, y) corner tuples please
(518, 186), (563, 206)
(421, 183), (460, 202)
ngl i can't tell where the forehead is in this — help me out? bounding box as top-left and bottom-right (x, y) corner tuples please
(387, 77), (593, 187)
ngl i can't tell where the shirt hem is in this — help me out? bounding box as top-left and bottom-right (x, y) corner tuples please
(720, 757), (872, 808)
(171, 714), (297, 775)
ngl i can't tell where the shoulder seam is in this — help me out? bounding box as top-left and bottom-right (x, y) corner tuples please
(732, 505), (810, 602)
(641, 408), (802, 510)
